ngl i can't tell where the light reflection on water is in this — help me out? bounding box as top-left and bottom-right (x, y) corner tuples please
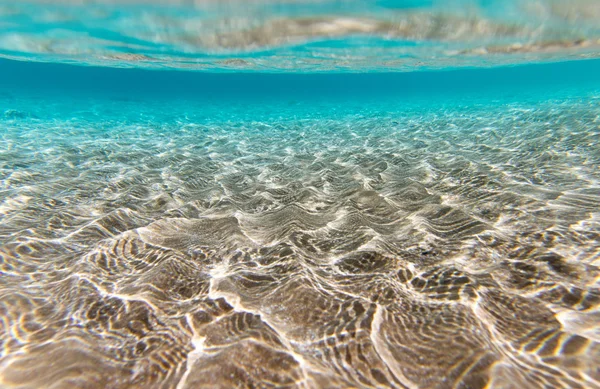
(0, 0), (599, 71)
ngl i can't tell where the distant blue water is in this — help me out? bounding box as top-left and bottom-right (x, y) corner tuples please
(2, 58), (600, 122)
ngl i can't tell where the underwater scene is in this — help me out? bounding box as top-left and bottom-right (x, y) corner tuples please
(1, 1), (600, 389)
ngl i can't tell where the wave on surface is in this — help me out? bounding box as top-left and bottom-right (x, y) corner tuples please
(1, 0), (600, 71)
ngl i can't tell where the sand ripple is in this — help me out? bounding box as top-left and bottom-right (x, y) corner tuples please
(0, 98), (599, 388)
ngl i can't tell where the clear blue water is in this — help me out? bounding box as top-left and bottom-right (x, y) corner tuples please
(1, 2), (600, 389)
(1, 0), (599, 71)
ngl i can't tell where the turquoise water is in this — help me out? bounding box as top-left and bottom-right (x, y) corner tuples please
(1, 2), (600, 389)
(1, 0), (600, 71)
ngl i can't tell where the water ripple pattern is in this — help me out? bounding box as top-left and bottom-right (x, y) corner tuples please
(1, 0), (600, 71)
(1, 91), (599, 388)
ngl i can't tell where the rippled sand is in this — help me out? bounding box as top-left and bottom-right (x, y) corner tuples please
(1, 94), (599, 388)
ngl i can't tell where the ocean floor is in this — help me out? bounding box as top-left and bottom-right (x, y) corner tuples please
(0, 58), (599, 388)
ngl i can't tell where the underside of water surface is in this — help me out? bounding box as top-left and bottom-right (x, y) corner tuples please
(1, 0), (600, 71)
(1, 1), (600, 389)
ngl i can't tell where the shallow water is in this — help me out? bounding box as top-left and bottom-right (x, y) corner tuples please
(1, 2), (600, 389)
